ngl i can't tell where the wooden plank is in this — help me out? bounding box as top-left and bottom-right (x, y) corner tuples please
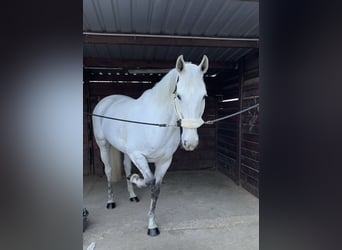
(217, 147), (237, 159)
(241, 148), (260, 161)
(241, 118), (259, 126)
(217, 133), (237, 144)
(217, 153), (237, 166)
(241, 139), (260, 152)
(243, 76), (259, 86)
(242, 85), (259, 96)
(241, 133), (259, 142)
(244, 69), (259, 80)
(217, 130), (237, 140)
(241, 155), (260, 171)
(242, 96), (259, 105)
(241, 123), (259, 135)
(240, 164), (259, 179)
(217, 141), (237, 153)
(241, 112), (259, 122)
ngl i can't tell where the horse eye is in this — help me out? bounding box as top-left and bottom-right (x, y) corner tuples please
(177, 94), (181, 100)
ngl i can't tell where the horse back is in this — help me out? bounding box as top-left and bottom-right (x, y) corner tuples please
(92, 95), (135, 140)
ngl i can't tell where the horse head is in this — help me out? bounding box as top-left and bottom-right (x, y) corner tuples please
(174, 55), (209, 151)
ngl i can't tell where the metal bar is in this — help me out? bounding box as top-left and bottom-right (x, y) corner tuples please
(83, 32), (259, 48)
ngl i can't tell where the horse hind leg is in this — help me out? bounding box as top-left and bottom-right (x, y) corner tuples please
(97, 140), (115, 209)
(123, 154), (139, 202)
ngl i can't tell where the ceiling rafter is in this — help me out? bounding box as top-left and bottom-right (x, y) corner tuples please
(83, 32), (259, 48)
(84, 57), (233, 70)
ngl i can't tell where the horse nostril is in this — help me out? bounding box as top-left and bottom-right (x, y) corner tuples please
(183, 140), (187, 147)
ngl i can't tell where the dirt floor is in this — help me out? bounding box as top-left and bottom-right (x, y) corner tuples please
(83, 169), (259, 250)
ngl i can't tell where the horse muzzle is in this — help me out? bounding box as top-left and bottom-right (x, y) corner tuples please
(177, 118), (204, 129)
(182, 140), (198, 151)
(181, 126), (200, 151)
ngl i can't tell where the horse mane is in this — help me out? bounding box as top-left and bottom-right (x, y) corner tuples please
(139, 68), (178, 103)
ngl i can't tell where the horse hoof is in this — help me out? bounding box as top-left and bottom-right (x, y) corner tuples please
(106, 202), (116, 209)
(130, 197), (140, 202)
(147, 227), (160, 237)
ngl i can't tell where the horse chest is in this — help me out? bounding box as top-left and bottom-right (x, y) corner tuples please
(144, 131), (180, 162)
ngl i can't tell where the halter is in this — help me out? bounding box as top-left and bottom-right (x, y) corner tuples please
(173, 94), (204, 129)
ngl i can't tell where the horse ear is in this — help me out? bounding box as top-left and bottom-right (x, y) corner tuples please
(199, 55), (209, 74)
(176, 55), (185, 73)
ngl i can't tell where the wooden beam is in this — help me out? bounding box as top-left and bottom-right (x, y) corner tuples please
(84, 57), (232, 70)
(84, 73), (162, 82)
(83, 32), (259, 48)
(83, 72), (223, 86)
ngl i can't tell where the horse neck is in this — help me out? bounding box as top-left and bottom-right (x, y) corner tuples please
(143, 69), (178, 106)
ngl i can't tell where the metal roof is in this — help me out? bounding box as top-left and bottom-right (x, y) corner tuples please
(83, 0), (259, 70)
(83, 0), (258, 37)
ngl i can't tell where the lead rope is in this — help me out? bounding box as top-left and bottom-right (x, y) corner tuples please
(84, 112), (178, 127)
(84, 103), (259, 127)
(204, 103), (259, 125)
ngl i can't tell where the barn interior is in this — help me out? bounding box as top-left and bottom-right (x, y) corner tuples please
(83, 0), (259, 248)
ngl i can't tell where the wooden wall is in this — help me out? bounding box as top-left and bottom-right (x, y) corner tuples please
(217, 52), (259, 197)
(240, 54), (259, 196)
(216, 74), (240, 182)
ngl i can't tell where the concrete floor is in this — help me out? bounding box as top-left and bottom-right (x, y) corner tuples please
(83, 169), (259, 250)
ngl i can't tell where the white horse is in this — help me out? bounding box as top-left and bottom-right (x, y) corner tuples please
(92, 55), (209, 236)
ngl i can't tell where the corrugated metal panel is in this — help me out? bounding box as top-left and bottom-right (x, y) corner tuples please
(84, 0), (258, 36)
(83, 0), (259, 63)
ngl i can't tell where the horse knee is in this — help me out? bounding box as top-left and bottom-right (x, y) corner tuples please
(151, 182), (161, 198)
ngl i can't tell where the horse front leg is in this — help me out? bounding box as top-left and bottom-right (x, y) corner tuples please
(128, 151), (155, 188)
(147, 158), (172, 236)
(147, 182), (161, 236)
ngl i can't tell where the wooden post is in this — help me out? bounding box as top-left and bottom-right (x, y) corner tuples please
(236, 60), (244, 185)
(85, 81), (95, 175)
